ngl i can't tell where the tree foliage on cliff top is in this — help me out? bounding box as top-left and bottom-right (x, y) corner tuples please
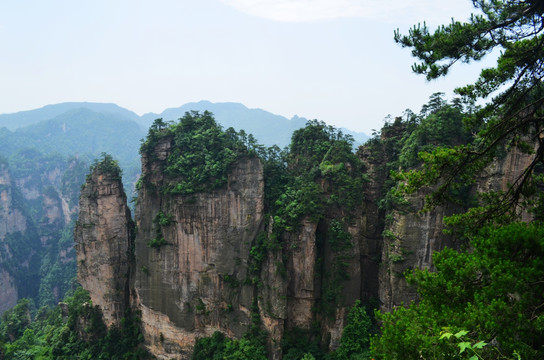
(140, 111), (253, 195)
(272, 120), (367, 230)
(88, 152), (122, 180)
(362, 93), (474, 212)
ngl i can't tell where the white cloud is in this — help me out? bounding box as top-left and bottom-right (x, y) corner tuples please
(220, 0), (475, 24)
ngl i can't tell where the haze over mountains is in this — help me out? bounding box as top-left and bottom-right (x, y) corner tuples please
(0, 100), (369, 150)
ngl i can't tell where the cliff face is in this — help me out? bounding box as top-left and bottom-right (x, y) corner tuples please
(133, 138), (264, 358)
(377, 146), (534, 311)
(0, 154), (87, 312)
(378, 201), (457, 310)
(0, 269), (18, 314)
(73, 123), (533, 359)
(74, 166), (133, 326)
(0, 162), (35, 313)
(0, 163), (28, 238)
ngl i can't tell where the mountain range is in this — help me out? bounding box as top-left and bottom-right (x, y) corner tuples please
(0, 100), (369, 150)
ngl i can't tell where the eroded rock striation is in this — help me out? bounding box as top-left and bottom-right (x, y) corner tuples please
(377, 145), (535, 311)
(0, 162), (34, 313)
(74, 123), (532, 359)
(75, 163), (133, 326)
(133, 137), (265, 358)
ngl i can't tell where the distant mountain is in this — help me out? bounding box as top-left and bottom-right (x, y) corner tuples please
(140, 101), (305, 148)
(0, 108), (143, 168)
(0, 100), (369, 150)
(141, 100), (369, 148)
(0, 102), (140, 131)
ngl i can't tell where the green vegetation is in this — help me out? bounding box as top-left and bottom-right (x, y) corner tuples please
(362, 93), (476, 213)
(193, 300), (375, 360)
(146, 237), (168, 248)
(140, 112), (252, 195)
(192, 298), (268, 360)
(270, 120), (366, 232)
(332, 301), (373, 360)
(147, 211), (174, 248)
(371, 222), (544, 359)
(370, 1), (544, 359)
(393, 0), (544, 216)
(89, 152), (123, 180)
(0, 287), (149, 359)
(281, 326), (326, 360)
(192, 331), (267, 360)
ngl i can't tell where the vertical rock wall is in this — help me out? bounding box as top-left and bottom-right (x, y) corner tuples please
(74, 168), (133, 326)
(0, 162), (29, 314)
(378, 201), (457, 310)
(259, 207), (380, 356)
(133, 138), (265, 359)
(71, 129), (536, 359)
(0, 269), (18, 314)
(377, 146), (535, 311)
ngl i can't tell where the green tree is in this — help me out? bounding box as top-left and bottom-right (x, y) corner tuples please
(394, 0), (544, 220)
(140, 111), (250, 196)
(0, 287), (148, 359)
(333, 300), (373, 360)
(0, 299), (32, 343)
(371, 2), (544, 359)
(371, 222), (544, 359)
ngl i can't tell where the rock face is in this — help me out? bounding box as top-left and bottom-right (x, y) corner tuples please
(0, 154), (86, 314)
(0, 162), (32, 314)
(378, 200), (457, 310)
(74, 166), (133, 326)
(377, 146), (535, 311)
(133, 138), (264, 358)
(0, 269), (18, 315)
(73, 130), (534, 359)
(0, 163), (28, 239)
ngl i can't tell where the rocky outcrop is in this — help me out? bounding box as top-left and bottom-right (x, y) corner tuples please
(74, 137), (383, 359)
(258, 230), (287, 359)
(377, 146), (535, 311)
(74, 166), (133, 327)
(72, 122), (535, 359)
(0, 163), (28, 239)
(132, 137), (264, 359)
(285, 219), (319, 330)
(378, 200), (457, 310)
(259, 207), (379, 356)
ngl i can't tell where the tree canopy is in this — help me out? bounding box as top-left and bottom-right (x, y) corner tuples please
(371, 2), (544, 359)
(395, 0), (544, 222)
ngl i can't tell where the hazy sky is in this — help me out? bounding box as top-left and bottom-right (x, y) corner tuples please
(0, 0), (492, 134)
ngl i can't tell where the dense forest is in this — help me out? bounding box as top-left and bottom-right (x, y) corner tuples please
(1, 0), (543, 359)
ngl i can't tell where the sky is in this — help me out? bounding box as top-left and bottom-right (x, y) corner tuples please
(0, 0), (492, 134)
